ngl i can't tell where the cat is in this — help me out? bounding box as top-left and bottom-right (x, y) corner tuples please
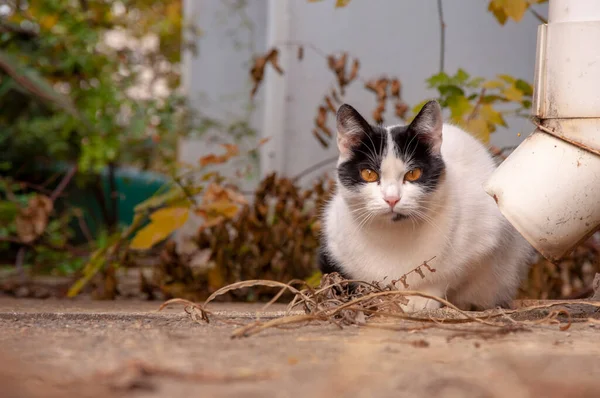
(318, 100), (535, 312)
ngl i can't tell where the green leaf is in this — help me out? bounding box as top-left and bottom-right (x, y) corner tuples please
(447, 95), (472, 121)
(515, 79), (533, 96)
(454, 69), (470, 84)
(0, 50), (91, 130)
(482, 94), (506, 104)
(426, 72), (450, 88)
(0, 201), (18, 223)
(467, 77), (485, 88)
(438, 84), (465, 98)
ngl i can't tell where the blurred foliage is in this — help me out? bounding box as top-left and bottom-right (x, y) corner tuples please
(0, 0), (189, 173)
(0, 0), (195, 278)
(153, 173), (332, 302)
(67, 138), (332, 301)
(411, 69), (533, 143)
(67, 141), (263, 297)
(519, 236), (600, 300)
(0, 177), (85, 275)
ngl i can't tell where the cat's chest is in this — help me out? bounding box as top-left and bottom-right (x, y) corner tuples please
(328, 220), (447, 282)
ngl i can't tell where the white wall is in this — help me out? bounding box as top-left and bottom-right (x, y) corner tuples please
(182, 0), (548, 185)
(180, 0), (268, 190)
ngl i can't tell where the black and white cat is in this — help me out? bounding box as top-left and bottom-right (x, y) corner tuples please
(319, 100), (535, 312)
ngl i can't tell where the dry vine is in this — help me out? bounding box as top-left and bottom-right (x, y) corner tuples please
(159, 256), (600, 338)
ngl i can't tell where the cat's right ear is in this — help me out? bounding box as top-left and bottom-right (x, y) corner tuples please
(336, 104), (370, 158)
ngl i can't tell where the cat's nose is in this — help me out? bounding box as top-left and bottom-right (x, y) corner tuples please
(384, 196), (400, 208)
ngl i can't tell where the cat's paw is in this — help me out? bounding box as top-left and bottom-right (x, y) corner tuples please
(401, 295), (443, 313)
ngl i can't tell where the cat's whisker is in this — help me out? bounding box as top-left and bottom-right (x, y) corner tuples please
(351, 210), (375, 236)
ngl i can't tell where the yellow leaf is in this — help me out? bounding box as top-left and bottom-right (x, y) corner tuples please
(481, 80), (505, 90)
(464, 118), (491, 143)
(39, 15), (58, 30)
(130, 207), (189, 250)
(503, 85), (523, 102)
(479, 104), (506, 127)
(498, 74), (517, 84)
(488, 0), (508, 25)
(205, 200), (239, 218)
(207, 265), (225, 289)
(502, 0), (528, 22)
(488, 0), (528, 23)
(335, 0), (351, 7)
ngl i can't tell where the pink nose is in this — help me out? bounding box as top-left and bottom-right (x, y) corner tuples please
(384, 197), (399, 208)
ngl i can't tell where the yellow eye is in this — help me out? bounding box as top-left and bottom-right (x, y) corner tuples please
(404, 168), (423, 182)
(360, 168), (379, 182)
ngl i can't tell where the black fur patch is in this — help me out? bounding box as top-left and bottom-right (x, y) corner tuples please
(337, 126), (388, 191)
(317, 246), (352, 279)
(389, 125), (446, 193)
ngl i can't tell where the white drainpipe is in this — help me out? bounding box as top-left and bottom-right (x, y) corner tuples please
(484, 0), (600, 262)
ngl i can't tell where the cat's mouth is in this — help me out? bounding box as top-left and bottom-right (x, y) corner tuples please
(391, 213), (408, 222)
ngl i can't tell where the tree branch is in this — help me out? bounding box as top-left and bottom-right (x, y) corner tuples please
(292, 156), (338, 182)
(467, 88), (486, 122)
(529, 7), (547, 24)
(50, 165), (78, 202)
(437, 0), (446, 73)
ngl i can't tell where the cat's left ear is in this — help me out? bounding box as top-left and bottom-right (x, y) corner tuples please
(409, 100), (443, 154)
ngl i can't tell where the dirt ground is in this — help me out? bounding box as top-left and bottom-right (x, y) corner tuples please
(1, 297), (600, 398)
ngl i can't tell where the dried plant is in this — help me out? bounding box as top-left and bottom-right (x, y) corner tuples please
(519, 234), (600, 300)
(159, 266), (600, 339)
(151, 173), (335, 301)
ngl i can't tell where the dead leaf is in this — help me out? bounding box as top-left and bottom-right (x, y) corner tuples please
(15, 195), (53, 243)
(199, 154), (227, 167)
(221, 143), (240, 157)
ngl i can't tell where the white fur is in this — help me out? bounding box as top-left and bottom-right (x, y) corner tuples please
(324, 123), (535, 311)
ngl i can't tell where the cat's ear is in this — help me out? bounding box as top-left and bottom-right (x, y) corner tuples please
(409, 100), (443, 154)
(336, 104), (370, 158)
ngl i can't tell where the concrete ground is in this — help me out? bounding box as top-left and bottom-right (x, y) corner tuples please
(1, 297), (600, 398)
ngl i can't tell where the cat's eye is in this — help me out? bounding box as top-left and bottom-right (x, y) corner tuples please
(404, 168), (423, 182)
(360, 168), (379, 182)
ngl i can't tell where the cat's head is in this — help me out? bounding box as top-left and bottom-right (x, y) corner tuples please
(335, 100), (446, 223)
